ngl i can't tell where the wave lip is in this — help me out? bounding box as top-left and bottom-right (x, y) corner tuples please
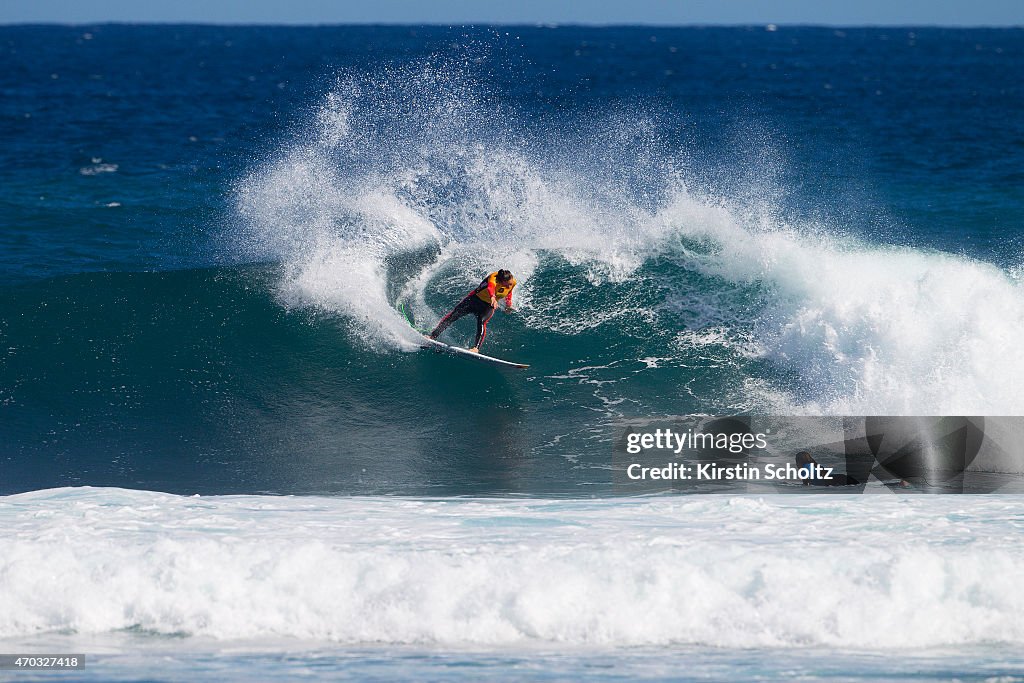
(2, 488), (1023, 647)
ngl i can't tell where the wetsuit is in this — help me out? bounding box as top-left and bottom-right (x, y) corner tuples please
(429, 272), (516, 349)
(796, 455), (861, 487)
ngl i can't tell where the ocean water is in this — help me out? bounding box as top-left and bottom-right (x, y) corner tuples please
(2, 24), (1024, 680)
(2, 488), (1024, 681)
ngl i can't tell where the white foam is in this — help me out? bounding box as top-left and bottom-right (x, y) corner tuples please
(79, 162), (118, 176)
(231, 64), (687, 349)
(231, 62), (1024, 414)
(2, 488), (1023, 647)
(655, 193), (1024, 414)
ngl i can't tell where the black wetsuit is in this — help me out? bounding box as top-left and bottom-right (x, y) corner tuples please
(429, 293), (495, 349)
(805, 473), (860, 486)
(795, 453), (861, 486)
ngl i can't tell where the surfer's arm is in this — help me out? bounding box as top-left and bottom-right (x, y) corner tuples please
(504, 280), (516, 310)
(487, 279), (498, 307)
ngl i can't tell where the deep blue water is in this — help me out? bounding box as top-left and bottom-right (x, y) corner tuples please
(2, 25), (1024, 495)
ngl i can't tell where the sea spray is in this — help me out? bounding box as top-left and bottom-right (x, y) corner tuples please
(232, 60), (1024, 415)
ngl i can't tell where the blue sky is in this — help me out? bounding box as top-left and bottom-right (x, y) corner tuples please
(2, 0), (1022, 26)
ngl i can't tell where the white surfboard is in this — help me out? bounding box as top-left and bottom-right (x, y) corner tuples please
(420, 336), (529, 369)
(397, 302), (529, 369)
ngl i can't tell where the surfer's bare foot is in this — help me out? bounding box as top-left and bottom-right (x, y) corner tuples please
(467, 347), (479, 353)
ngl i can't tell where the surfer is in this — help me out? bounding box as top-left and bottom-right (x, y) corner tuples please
(794, 451), (861, 486)
(429, 269), (517, 352)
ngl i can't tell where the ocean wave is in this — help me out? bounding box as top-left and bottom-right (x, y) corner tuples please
(2, 488), (1022, 646)
(229, 60), (1024, 415)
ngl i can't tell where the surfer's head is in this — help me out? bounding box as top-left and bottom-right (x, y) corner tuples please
(794, 451), (817, 485)
(794, 451), (816, 466)
(497, 269), (514, 282)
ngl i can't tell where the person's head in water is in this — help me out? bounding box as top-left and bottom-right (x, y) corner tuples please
(497, 269), (513, 283)
(795, 451), (816, 467)
(792, 449), (860, 487)
(795, 451), (816, 486)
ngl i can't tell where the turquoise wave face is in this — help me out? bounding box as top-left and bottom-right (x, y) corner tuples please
(0, 261), (756, 495)
(5, 236), (1024, 495)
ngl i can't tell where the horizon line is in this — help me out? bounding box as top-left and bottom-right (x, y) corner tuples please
(1, 21), (1022, 29)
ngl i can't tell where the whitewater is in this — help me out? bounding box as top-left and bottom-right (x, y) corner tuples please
(3, 487), (1022, 646)
(232, 61), (1024, 417)
(2, 488), (1023, 680)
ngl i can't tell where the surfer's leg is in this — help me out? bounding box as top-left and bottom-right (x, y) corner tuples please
(429, 297), (474, 339)
(473, 306), (496, 349)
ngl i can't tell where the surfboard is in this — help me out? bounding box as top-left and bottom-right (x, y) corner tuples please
(397, 302), (529, 369)
(420, 335), (530, 369)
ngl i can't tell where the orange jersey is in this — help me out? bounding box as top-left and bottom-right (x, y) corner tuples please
(472, 271), (516, 305)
